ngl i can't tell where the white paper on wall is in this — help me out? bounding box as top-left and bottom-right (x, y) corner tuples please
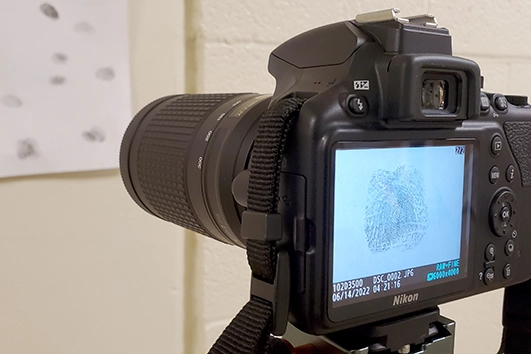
(0, 0), (131, 178)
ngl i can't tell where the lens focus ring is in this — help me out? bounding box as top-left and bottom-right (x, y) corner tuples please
(120, 94), (242, 236)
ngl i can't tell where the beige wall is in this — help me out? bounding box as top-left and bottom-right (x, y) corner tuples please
(0, 1), (186, 354)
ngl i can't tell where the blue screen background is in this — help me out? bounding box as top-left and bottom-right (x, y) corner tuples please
(333, 145), (466, 283)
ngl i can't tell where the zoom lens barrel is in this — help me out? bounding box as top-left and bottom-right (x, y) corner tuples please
(120, 93), (270, 247)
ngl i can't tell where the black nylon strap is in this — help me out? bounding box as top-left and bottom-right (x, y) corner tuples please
(208, 98), (306, 354)
(208, 297), (273, 354)
(246, 98), (306, 282)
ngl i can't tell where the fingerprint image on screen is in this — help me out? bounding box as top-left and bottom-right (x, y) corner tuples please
(332, 144), (468, 284)
(365, 166), (428, 253)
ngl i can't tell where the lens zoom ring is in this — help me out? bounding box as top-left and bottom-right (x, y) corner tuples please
(135, 94), (239, 235)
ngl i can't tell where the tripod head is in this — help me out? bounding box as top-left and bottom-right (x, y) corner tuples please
(279, 308), (455, 354)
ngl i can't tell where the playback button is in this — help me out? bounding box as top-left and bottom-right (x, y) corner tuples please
(491, 135), (503, 156)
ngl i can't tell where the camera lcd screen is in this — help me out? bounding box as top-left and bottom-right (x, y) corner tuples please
(331, 142), (472, 308)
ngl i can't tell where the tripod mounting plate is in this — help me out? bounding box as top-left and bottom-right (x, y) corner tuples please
(284, 308), (455, 354)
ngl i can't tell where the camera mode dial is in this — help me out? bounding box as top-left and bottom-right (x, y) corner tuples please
(489, 189), (517, 237)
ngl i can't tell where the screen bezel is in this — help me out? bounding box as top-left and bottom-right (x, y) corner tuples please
(327, 139), (476, 323)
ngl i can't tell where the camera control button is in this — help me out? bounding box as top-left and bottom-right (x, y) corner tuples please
(495, 96), (509, 111)
(506, 95), (529, 106)
(490, 190), (517, 237)
(480, 93), (491, 112)
(347, 96), (368, 115)
(505, 239), (515, 256)
(501, 205), (512, 223)
(484, 268), (495, 285)
(504, 264), (513, 279)
(491, 136), (503, 156)
(506, 165), (516, 182)
(489, 166), (500, 184)
(485, 244), (496, 261)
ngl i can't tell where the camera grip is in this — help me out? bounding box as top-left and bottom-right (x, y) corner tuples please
(504, 121), (531, 187)
(501, 279), (531, 353)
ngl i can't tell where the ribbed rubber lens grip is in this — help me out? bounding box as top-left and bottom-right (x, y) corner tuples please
(120, 94), (242, 236)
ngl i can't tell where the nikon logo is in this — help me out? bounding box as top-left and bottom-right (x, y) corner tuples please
(393, 293), (419, 306)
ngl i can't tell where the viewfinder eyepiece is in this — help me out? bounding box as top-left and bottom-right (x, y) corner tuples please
(422, 79), (448, 110)
(420, 72), (459, 117)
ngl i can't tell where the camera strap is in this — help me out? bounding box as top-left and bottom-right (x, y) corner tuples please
(208, 97), (306, 354)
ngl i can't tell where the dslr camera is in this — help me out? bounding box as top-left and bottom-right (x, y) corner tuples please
(120, 8), (531, 353)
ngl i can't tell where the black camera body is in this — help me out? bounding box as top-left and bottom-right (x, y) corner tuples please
(269, 15), (531, 334)
(120, 9), (531, 339)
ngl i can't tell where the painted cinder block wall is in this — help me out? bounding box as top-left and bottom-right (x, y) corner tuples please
(185, 1), (531, 353)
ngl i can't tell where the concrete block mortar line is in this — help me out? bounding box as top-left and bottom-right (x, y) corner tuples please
(183, 231), (205, 354)
(200, 40), (531, 63)
(205, 317), (240, 332)
(205, 37), (285, 46)
(508, 62), (531, 97)
(201, 2), (431, 47)
(182, 0), (206, 352)
(508, 61), (515, 94)
(198, 40), (531, 63)
(456, 52), (531, 61)
(426, 0), (433, 15)
(185, 0), (204, 94)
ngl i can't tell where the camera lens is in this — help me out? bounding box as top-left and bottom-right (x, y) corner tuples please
(421, 79), (448, 110)
(120, 93), (270, 247)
